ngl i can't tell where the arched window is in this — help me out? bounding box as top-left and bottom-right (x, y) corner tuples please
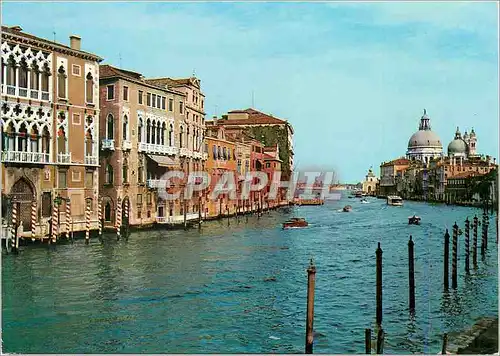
(187, 127), (190, 150)
(57, 127), (66, 154)
(156, 121), (161, 145)
(218, 146), (222, 159)
(5, 122), (15, 151)
(85, 130), (93, 156)
(18, 60), (28, 94)
(146, 119), (151, 144)
(57, 65), (66, 99)
(106, 114), (114, 140)
(212, 145), (217, 159)
(6, 56), (16, 87)
(30, 125), (39, 153)
(30, 61), (40, 91)
(18, 123), (28, 152)
(161, 122), (166, 145)
(123, 158), (128, 184)
(138, 118), (143, 143)
(41, 64), (50, 93)
(106, 164), (114, 184)
(151, 120), (156, 145)
(86, 72), (93, 103)
(223, 147), (227, 160)
(122, 115), (128, 141)
(41, 126), (50, 154)
(180, 126), (184, 148)
(169, 124), (173, 146)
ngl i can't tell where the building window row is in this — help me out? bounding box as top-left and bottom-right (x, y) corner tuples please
(2, 56), (51, 100)
(212, 145), (235, 161)
(146, 92), (167, 110)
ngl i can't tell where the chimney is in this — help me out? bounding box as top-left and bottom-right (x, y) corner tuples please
(69, 35), (81, 51)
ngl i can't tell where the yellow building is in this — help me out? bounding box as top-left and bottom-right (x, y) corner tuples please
(362, 167), (378, 195)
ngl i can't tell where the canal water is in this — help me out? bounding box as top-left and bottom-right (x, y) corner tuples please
(2, 196), (498, 354)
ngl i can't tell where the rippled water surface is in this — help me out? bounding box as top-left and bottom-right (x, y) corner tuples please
(2, 197), (498, 354)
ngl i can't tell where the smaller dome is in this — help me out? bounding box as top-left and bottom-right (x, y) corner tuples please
(447, 138), (468, 156)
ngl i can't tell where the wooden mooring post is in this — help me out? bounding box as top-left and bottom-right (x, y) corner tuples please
(365, 328), (371, 354)
(305, 259), (316, 354)
(441, 333), (448, 354)
(452, 222), (458, 289)
(473, 216), (478, 266)
(376, 328), (384, 354)
(376, 242), (383, 325)
(444, 229), (450, 290)
(408, 236), (415, 312)
(464, 217), (470, 274)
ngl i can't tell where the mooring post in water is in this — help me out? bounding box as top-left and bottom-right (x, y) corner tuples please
(442, 333), (448, 354)
(484, 211), (489, 250)
(444, 229), (450, 290)
(226, 205), (230, 226)
(198, 195), (202, 230)
(452, 222), (458, 289)
(464, 217), (470, 274)
(376, 328), (384, 354)
(473, 215), (478, 266)
(408, 236), (415, 312)
(481, 212), (486, 255)
(365, 328), (371, 354)
(376, 242), (383, 325)
(305, 258), (316, 354)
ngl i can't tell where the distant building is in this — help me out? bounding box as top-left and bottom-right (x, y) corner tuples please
(379, 158), (410, 196)
(362, 167), (378, 195)
(213, 108), (294, 178)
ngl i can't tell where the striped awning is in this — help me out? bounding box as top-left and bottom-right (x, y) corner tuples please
(146, 154), (177, 167)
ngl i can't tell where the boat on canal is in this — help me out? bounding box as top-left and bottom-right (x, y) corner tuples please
(282, 217), (308, 229)
(387, 195), (404, 206)
(343, 205), (353, 212)
(354, 191), (363, 198)
(408, 215), (421, 225)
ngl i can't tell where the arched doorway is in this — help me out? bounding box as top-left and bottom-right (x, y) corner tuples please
(10, 178), (35, 230)
(368, 186), (372, 193)
(104, 201), (112, 223)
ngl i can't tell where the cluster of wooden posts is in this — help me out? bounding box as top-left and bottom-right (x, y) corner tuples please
(303, 211), (494, 354)
(5, 196), (134, 255)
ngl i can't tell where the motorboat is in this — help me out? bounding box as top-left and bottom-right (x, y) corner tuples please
(283, 217), (308, 229)
(387, 196), (404, 206)
(342, 205), (353, 212)
(355, 191), (363, 198)
(408, 215), (421, 225)
(360, 198), (369, 204)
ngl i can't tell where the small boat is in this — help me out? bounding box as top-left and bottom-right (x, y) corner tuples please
(360, 198), (369, 204)
(387, 195), (404, 206)
(408, 216), (421, 225)
(342, 205), (352, 212)
(355, 191), (363, 198)
(283, 217), (308, 229)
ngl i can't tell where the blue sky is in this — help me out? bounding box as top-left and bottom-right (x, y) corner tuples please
(3, 1), (498, 182)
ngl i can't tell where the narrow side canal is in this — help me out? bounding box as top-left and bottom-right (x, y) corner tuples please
(2, 197), (498, 354)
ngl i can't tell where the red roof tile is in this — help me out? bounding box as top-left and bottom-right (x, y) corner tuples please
(222, 108), (291, 127)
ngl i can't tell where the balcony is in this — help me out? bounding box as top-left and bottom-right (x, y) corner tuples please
(202, 153), (208, 160)
(6, 85), (15, 96)
(179, 148), (189, 157)
(1, 150), (50, 164)
(138, 142), (178, 156)
(156, 213), (199, 224)
(2, 85), (50, 101)
(102, 139), (115, 150)
(147, 179), (164, 189)
(84, 156), (98, 165)
(122, 140), (132, 151)
(57, 153), (71, 164)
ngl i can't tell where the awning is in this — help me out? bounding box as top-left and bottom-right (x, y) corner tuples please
(146, 154), (178, 168)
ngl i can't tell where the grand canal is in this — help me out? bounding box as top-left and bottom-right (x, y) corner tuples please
(2, 196), (498, 354)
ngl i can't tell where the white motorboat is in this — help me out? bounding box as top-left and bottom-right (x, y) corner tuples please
(387, 196), (403, 206)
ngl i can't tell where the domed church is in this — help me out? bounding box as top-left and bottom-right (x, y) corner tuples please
(447, 126), (478, 161)
(406, 110), (443, 164)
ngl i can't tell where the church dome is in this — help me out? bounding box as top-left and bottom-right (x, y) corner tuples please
(447, 139), (468, 155)
(447, 127), (468, 156)
(408, 130), (442, 148)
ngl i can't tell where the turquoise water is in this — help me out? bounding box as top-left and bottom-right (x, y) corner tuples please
(2, 197), (498, 354)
